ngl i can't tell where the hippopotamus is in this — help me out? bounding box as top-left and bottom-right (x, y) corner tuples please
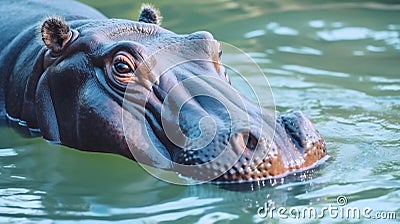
(0, 0), (327, 183)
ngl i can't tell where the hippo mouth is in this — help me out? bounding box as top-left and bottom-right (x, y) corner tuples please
(212, 111), (327, 183)
(142, 99), (327, 183)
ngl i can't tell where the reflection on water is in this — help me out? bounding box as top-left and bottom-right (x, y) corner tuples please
(1, 0), (399, 223)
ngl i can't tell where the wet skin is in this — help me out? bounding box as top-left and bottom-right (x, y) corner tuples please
(0, 0), (327, 183)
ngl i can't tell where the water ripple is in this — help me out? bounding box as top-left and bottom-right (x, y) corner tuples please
(374, 85), (400, 91)
(130, 206), (214, 223)
(267, 22), (299, 36)
(0, 148), (17, 157)
(277, 46), (322, 55)
(317, 27), (400, 49)
(195, 212), (239, 224)
(244, 29), (266, 39)
(282, 65), (350, 77)
(369, 76), (400, 83)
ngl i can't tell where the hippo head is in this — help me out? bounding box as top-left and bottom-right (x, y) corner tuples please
(36, 5), (327, 183)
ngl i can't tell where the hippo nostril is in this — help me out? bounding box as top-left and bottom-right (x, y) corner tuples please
(243, 133), (258, 151)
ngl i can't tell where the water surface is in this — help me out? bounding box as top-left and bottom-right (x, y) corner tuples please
(1, 0), (399, 223)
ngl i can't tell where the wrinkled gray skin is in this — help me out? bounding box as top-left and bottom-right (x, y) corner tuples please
(0, 0), (327, 183)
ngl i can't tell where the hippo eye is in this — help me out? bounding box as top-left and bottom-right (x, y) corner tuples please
(114, 62), (132, 74)
(112, 53), (136, 84)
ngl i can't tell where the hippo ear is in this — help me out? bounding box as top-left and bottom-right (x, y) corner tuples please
(138, 3), (162, 25)
(41, 17), (72, 53)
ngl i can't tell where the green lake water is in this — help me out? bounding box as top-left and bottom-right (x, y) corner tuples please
(1, 0), (399, 223)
